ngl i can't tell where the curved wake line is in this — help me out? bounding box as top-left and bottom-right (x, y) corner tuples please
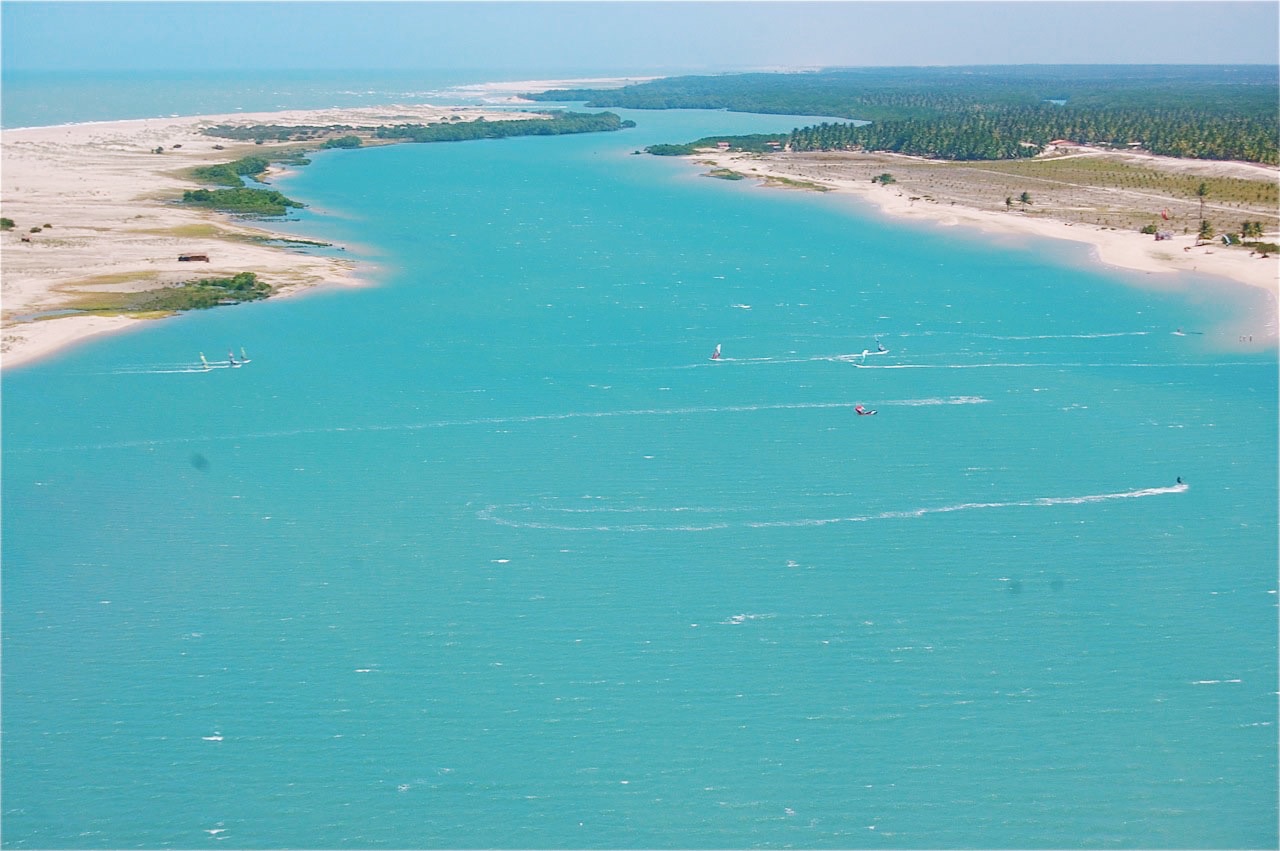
(665, 357), (1264, 372)
(7, 397), (989, 454)
(478, 483), (1189, 532)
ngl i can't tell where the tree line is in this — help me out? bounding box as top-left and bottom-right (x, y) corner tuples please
(534, 66), (1278, 164)
(180, 187), (304, 217)
(784, 108), (1276, 163)
(371, 111), (633, 143)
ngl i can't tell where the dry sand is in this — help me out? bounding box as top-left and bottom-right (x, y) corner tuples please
(692, 148), (1279, 299)
(1, 104), (541, 369)
(4, 108), (1277, 369)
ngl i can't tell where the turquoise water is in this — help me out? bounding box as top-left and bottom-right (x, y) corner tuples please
(2, 78), (1278, 849)
(0, 68), (651, 128)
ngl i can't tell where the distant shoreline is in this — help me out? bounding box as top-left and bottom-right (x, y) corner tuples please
(4, 97), (1277, 370)
(683, 148), (1278, 345)
(1, 103), (551, 370)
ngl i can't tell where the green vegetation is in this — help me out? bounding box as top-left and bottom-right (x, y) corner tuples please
(202, 123), (361, 143)
(201, 112), (634, 148)
(1, 217), (14, 230)
(180, 187), (304, 217)
(143, 272), (270, 311)
(707, 168), (747, 180)
(191, 155), (273, 187)
(647, 133), (787, 156)
(873, 173), (896, 184)
(552, 66), (1279, 164)
(371, 111), (633, 143)
(63, 272), (272, 315)
(761, 175), (830, 192)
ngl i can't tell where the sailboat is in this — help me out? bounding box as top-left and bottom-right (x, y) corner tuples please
(199, 352), (211, 370)
(710, 344), (722, 361)
(227, 349), (241, 368)
(239, 347), (251, 364)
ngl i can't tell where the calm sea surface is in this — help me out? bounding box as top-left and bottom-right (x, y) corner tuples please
(2, 71), (1277, 849)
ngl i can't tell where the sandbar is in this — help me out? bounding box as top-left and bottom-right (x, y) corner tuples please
(690, 148), (1279, 309)
(5, 104), (1277, 369)
(1, 104), (541, 369)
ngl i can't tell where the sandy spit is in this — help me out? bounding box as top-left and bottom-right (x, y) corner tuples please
(1, 104), (542, 369)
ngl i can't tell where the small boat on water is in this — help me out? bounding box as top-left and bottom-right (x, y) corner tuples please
(854, 404), (877, 416)
(710, 344), (722, 361)
(855, 340), (890, 363)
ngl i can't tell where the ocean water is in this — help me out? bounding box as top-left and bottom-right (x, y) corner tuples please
(1, 73), (1277, 849)
(0, 68), (647, 128)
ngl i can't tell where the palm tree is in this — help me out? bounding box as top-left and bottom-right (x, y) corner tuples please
(1195, 182), (1208, 230)
(1019, 192), (1032, 207)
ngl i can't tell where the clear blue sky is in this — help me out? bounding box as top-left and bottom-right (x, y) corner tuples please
(2, 1), (1277, 72)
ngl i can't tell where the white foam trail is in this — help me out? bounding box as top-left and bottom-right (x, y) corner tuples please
(854, 361), (1261, 370)
(913, 330), (1154, 340)
(478, 483), (1189, 532)
(10, 397), (989, 454)
(672, 355), (1262, 372)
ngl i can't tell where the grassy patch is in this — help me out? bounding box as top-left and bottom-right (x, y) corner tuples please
(762, 175), (830, 192)
(140, 223), (226, 239)
(58, 272), (272, 314)
(60, 271), (164, 291)
(979, 157), (1278, 206)
(707, 168), (747, 181)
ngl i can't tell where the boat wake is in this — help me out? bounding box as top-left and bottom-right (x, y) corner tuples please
(106, 362), (236, 374)
(11, 397), (990, 454)
(477, 483), (1189, 532)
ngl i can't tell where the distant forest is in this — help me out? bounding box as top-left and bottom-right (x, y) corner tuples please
(201, 112), (635, 146)
(370, 111), (634, 142)
(526, 67), (1279, 164)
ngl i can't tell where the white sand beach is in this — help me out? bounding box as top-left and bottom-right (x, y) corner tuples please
(691, 149), (1280, 298)
(3, 105), (1276, 370)
(1, 104), (541, 369)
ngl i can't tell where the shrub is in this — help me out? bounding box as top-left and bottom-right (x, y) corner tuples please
(180, 187), (304, 217)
